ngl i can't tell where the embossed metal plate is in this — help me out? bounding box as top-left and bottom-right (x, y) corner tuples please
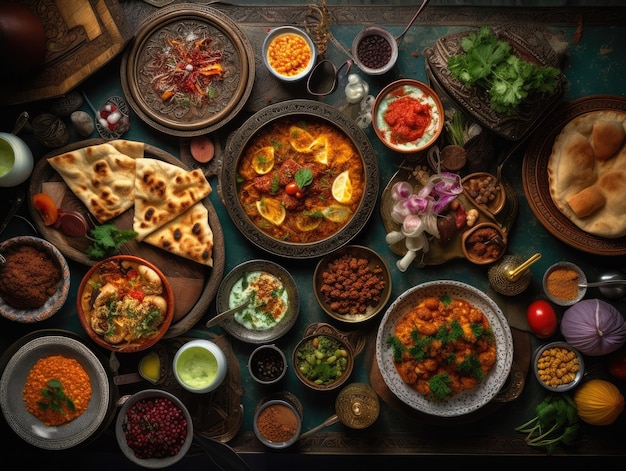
(120, 4), (255, 137)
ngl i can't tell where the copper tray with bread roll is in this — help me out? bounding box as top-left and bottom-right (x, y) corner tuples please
(522, 95), (626, 256)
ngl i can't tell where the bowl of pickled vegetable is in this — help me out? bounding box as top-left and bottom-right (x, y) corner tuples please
(292, 323), (360, 391)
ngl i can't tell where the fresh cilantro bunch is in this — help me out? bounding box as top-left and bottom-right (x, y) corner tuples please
(86, 223), (137, 260)
(447, 26), (561, 115)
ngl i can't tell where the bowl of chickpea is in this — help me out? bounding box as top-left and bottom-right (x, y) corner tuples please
(313, 245), (392, 324)
(262, 26), (316, 82)
(533, 341), (585, 392)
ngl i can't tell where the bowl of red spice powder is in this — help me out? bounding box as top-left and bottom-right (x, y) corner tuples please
(372, 79), (444, 154)
(253, 396), (302, 449)
(0, 236), (70, 322)
(543, 261), (587, 306)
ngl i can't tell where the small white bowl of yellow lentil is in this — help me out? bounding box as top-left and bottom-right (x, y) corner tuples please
(262, 26), (316, 82)
(533, 341), (585, 392)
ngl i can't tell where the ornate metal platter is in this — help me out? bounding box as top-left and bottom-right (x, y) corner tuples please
(120, 3), (255, 137)
(522, 94), (626, 256)
(219, 99), (379, 259)
(424, 24), (565, 141)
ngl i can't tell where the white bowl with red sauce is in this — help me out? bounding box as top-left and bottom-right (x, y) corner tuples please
(372, 79), (444, 154)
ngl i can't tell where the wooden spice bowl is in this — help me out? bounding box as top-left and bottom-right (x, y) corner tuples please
(543, 261), (587, 306)
(461, 222), (507, 265)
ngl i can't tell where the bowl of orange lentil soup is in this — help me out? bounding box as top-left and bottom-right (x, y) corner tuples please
(262, 26), (316, 82)
(0, 331), (112, 449)
(372, 79), (444, 154)
(313, 245), (392, 324)
(532, 341), (584, 392)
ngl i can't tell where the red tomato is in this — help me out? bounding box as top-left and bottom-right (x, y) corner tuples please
(32, 193), (58, 226)
(526, 300), (557, 339)
(608, 346), (626, 381)
(285, 182), (299, 195)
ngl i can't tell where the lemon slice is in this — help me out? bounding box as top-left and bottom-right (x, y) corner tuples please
(256, 198), (286, 225)
(252, 146), (275, 174)
(331, 170), (352, 203)
(310, 136), (329, 164)
(289, 126), (316, 152)
(321, 205), (352, 223)
(295, 212), (322, 231)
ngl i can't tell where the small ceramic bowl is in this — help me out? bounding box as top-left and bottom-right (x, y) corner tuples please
(461, 222), (507, 265)
(0, 236), (70, 322)
(533, 341), (584, 392)
(352, 26), (398, 76)
(253, 398), (302, 449)
(543, 261), (587, 306)
(462, 172), (506, 216)
(173, 339), (227, 394)
(314, 245), (392, 324)
(292, 324), (356, 392)
(372, 79), (444, 154)
(262, 26), (316, 82)
(76, 255), (174, 353)
(116, 389), (193, 468)
(248, 344), (287, 385)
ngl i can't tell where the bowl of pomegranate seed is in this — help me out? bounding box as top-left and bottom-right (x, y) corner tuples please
(115, 389), (193, 468)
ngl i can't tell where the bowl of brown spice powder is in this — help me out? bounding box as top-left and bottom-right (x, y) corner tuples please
(0, 236), (70, 322)
(543, 261), (587, 307)
(253, 396), (302, 449)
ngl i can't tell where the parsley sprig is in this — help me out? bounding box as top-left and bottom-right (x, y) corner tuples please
(447, 26), (560, 115)
(86, 223), (138, 260)
(38, 379), (75, 415)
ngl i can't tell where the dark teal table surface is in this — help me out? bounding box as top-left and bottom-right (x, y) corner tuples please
(1, 2), (625, 466)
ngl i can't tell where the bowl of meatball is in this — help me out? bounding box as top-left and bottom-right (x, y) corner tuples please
(313, 245), (392, 324)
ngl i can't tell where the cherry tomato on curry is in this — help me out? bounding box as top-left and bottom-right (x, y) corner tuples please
(32, 192), (58, 226)
(526, 299), (557, 339)
(285, 182), (299, 195)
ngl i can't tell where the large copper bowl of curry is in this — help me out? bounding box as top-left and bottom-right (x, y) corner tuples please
(77, 255), (175, 353)
(219, 99), (379, 258)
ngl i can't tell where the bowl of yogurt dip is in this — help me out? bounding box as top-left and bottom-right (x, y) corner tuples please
(173, 339), (227, 394)
(0, 132), (33, 187)
(372, 79), (443, 154)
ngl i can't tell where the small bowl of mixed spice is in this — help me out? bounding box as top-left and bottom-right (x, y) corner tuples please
(0, 236), (70, 323)
(543, 261), (587, 306)
(248, 344), (287, 385)
(253, 395), (302, 449)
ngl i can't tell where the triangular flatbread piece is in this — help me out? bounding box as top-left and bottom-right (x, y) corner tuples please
(134, 158), (212, 241)
(143, 201), (214, 267)
(47, 140), (144, 223)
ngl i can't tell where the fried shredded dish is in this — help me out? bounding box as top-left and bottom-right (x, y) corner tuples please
(386, 295), (496, 400)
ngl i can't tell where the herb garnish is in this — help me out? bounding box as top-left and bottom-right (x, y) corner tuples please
(38, 379), (75, 415)
(447, 26), (560, 115)
(86, 223), (138, 260)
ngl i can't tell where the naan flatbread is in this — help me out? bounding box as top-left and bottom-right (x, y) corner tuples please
(547, 110), (626, 238)
(143, 201), (214, 266)
(134, 158), (212, 241)
(47, 140), (144, 223)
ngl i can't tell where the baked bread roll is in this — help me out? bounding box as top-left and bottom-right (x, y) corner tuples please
(548, 110), (626, 238)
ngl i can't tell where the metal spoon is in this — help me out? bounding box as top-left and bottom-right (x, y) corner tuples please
(205, 300), (251, 328)
(585, 270), (626, 300)
(395, 0), (430, 46)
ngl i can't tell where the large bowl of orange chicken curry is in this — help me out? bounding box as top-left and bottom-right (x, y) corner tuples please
(376, 280), (513, 417)
(219, 99), (379, 258)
